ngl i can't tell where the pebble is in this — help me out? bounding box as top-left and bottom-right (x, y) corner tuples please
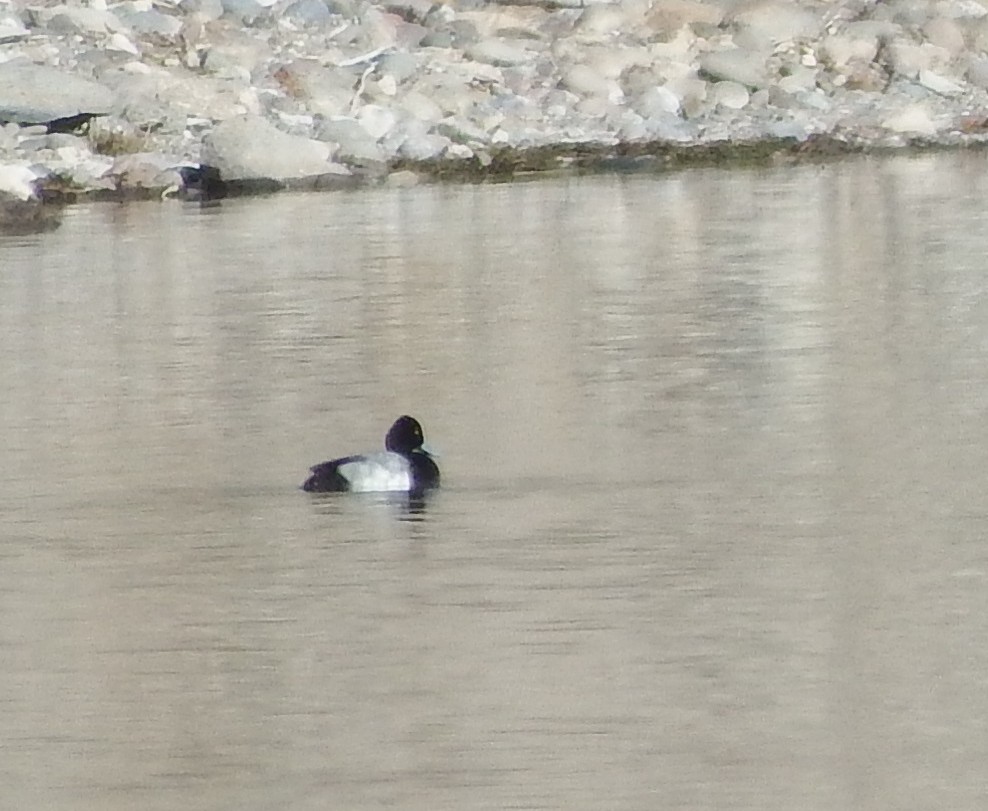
(0, 0), (987, 202)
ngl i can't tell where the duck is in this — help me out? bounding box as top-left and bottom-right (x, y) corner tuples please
(302, 415), (440, 494)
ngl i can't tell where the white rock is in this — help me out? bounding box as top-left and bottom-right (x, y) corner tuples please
(819, 33), (879, 69)
(632, 85), (681, 117)
(0, 164), (37, 200)
(276, 112), (314, 128)
(883, 104), (937, 135)
(122, 61), (152, 74)
(109, 32), (140, 55)
(376, 74), (397, 96)
(0, 16), (28, 42)
(778, 66), (818, 93)
(561, 64), (624, 102)
(918, 69), (966, 96)
(446, 143), (473, 159)
(356, 105), (397, 139)
(711, 80), (750, 109)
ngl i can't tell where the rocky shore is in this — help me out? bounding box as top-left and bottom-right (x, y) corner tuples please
(3, 0), (988, 217)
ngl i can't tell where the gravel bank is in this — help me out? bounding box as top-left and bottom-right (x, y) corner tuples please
(3, 0), (988, 215)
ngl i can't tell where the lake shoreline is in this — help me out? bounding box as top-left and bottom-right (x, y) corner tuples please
(3, 0), (988, 218)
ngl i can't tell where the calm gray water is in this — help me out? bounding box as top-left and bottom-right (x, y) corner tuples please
(3, 154), (988, 810)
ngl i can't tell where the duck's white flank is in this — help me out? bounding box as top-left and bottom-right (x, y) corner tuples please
(337, 452), (413, 492)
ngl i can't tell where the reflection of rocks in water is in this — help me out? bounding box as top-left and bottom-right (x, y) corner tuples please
(0, 164), (61, 235)
(0, 197), (62, 235)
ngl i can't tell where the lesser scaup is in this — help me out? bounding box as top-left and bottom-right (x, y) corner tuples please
(302, 415), (440, 494)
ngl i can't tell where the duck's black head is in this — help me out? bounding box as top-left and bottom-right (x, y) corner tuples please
(385, 415), (427, 455)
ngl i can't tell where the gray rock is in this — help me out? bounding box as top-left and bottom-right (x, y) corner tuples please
(400, 90), (445, 123)
(201, 29), (274, 77)
(284, 0), (332, 26)
(44, 6), (122, 35)
(818, 32), (880, 71)
(181, 0), (225, 21)
(16, 132), (90, 153)
(420, 30), (453, 48)
(0, 62), (115, 127)
(395, 22), (429, 49)
(448, 19), (480, 47)
(631, 85), (681, 118)
(778, 66), (818, 94)
(270, 61), (353, 116)
(576, 4), (642, 36)
(378, 52), (420, 85)
(641, 111), (696, 141)
(922, 17), (966, 55)
(730, 4), (823, 49)
(397, 132), (452, 160)
(383, 0), (434, 25)
(885, 40), (950, 78)
(314, 116), (387, 165)
(202, 115), (335, 180)
(117, 8), (184, 38)
(466, 39), (532, 67)
(644, 0), (724, 36)
(965, 55), (988, 89)
(614, 110), (647, 140)
(699, 48), (770, 89)
(107, 152), (184, 191)
(221, 0), (267, 25)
